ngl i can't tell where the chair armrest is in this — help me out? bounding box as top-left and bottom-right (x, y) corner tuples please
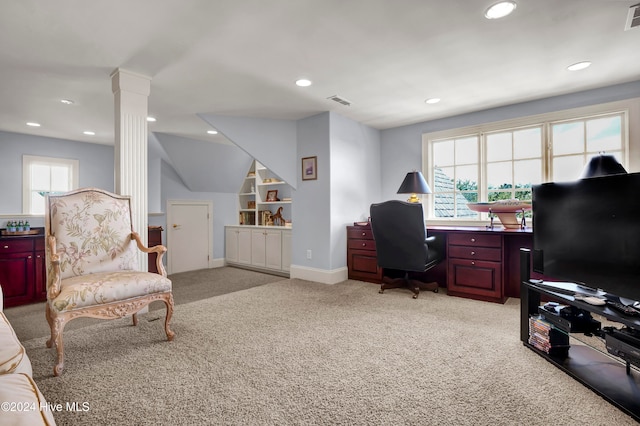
(131, 232), (168, 277)
(46, 235), (62, 300)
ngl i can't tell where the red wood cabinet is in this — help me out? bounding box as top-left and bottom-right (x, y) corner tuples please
(346, 225), (382, 283)
(148, 226), (163, 274)
(345, 224), (534, 303)
(447, 232), (504, 303)
(0, 234), (42, 308)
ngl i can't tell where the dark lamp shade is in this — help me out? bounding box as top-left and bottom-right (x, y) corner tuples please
(580, 154), (627, 179)
(397, 171), (432, 194)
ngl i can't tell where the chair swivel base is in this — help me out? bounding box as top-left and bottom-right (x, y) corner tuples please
(379, 276), (439, 299)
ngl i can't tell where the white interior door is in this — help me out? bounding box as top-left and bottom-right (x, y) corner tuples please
(167, 200), (212, 274)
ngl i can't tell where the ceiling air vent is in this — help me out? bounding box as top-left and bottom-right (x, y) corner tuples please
(625, 3), (640, 30)
(327, 95), (351, 106)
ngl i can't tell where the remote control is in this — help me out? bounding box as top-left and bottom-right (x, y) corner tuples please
(606, 300), (640, 316)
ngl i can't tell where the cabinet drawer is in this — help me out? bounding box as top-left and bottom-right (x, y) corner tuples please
(348, 239), (377, 251)
(448, 245), (501, 261)
(448, 233), (501, 248)
(347, 227), (374, 240)
(0, 239), (34, 253)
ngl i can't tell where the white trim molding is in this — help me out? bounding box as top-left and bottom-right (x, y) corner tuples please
(289, 265), (348, 285)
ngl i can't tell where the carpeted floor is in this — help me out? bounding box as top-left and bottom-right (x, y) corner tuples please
(5, 266), (284, 341)
(18, 277), (638, 425)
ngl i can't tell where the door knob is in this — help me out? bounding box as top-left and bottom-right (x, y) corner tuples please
(173, 224), (179, 228)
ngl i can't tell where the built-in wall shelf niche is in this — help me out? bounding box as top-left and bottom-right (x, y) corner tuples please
(238, 160), (292, 228)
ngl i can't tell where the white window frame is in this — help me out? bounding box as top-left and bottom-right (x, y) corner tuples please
(422, 99), (637, 225)
(22, 155), (79, 214)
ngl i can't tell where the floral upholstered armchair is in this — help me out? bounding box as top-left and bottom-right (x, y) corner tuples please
(44, 188), (175, 376)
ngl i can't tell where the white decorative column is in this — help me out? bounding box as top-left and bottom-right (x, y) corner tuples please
(111, 68), (150, 271)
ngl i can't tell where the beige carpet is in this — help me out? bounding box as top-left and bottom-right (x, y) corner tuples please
(20, 279), (637, 425)
(5, 266), (284, 341)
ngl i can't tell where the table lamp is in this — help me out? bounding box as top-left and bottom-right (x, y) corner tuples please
(580, 153), (627, 178)
(397, 171), (431, 203)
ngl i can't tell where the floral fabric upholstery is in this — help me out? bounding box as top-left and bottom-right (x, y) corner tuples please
(47, 189), (172, 313)
(50, 271), (172, 313)
(48, 190), (139, 280)
(0, 312), (30, 376)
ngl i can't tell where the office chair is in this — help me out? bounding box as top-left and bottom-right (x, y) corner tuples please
(369, 200), (444, 299)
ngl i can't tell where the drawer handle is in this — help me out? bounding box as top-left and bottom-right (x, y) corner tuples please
(471, 251), (475, 256)
(470, 238), (476, 242)
(3, 245), (7, 249)
(361, 232), (366, 236)
(362, 243), (366, 247)
(471, 261), (475, 265)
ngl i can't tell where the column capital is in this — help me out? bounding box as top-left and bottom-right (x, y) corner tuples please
(110, 68), (151, 96)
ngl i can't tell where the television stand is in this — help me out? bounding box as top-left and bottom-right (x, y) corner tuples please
(520, 249), (640, 422)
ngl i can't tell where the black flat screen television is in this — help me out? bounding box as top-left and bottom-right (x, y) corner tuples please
(532, 172), (640, 303)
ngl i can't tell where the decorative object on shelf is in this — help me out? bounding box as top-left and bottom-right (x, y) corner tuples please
(397, 170), (431, 203)
(247, 171), (255, 177)
(266, 189), (278, 202)
(250, 184), (255, 193)
(301, 156), (317, 181)
(467, 199), (532, 229)
(580, 153), (627, 178)
(247, 201), (256, 209)
(2, 220), (39, 236)
(272, 207), (285, 226)
(260, 210), (273, 226)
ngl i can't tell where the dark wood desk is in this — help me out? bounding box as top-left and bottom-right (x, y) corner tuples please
(346, 224), (538, 303)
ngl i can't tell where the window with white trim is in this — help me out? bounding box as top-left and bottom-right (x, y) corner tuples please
(425, 109), (628, 221)
(22, 155), (79, 215)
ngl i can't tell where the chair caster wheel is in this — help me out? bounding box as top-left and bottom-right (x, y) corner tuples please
(433, 288), (439, 293)
(412, 294), (418, 299)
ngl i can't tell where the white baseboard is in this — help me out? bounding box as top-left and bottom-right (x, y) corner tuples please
(289, 265), (348, 285)
(210, 258), (225, 268)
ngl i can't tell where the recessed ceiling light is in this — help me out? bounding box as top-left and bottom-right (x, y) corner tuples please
(485, 1), (517, 19)
(296, 79), (312, 87)
(60, 99), (74, 105)
(147, 116), (156, 122)
(567, 61), (591, 71)
(207, 130), (218, 135)
(425, 98), (441, 104)
(26, 122), (41, 127)
(83, 131), (95, 136)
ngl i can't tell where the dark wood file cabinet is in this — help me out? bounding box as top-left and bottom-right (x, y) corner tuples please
(346, 225), (382, 283)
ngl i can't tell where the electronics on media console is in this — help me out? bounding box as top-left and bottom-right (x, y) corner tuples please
(538, 303), (601, 335)
(603, 327), (640, 372)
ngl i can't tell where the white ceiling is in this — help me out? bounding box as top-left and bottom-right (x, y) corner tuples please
(1, 0), (638, 146)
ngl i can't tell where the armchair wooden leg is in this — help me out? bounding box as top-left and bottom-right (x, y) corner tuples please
(50, 315), (68, 377)
(45, 303), (54, 349)
(163, 294), (175, 341)
(132, 313), (138, 326)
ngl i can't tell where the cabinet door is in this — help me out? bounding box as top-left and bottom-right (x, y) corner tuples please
(251, 230), (266, 267)
(237, 228), (252, 265)
(264, 230), (282, 270)
(0, 253), (34, 308)
(281, 231), (291, 272)
(225, 228), (239, 263)
(447, 258), (503, 303)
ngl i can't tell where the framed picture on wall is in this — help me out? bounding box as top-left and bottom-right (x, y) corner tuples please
(302, 156), (317, 181)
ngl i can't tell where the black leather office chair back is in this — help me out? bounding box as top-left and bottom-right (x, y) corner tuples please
(369, 200), (428, 272)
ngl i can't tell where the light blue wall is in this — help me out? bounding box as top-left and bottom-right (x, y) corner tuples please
(160, 160), (238, 260)
(328, 112), (381, 269)
(294, 113), (331, 269)
(380, 80), (640, 200)
(199, 114), (298, 187)
(0, 130), (114, 226)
